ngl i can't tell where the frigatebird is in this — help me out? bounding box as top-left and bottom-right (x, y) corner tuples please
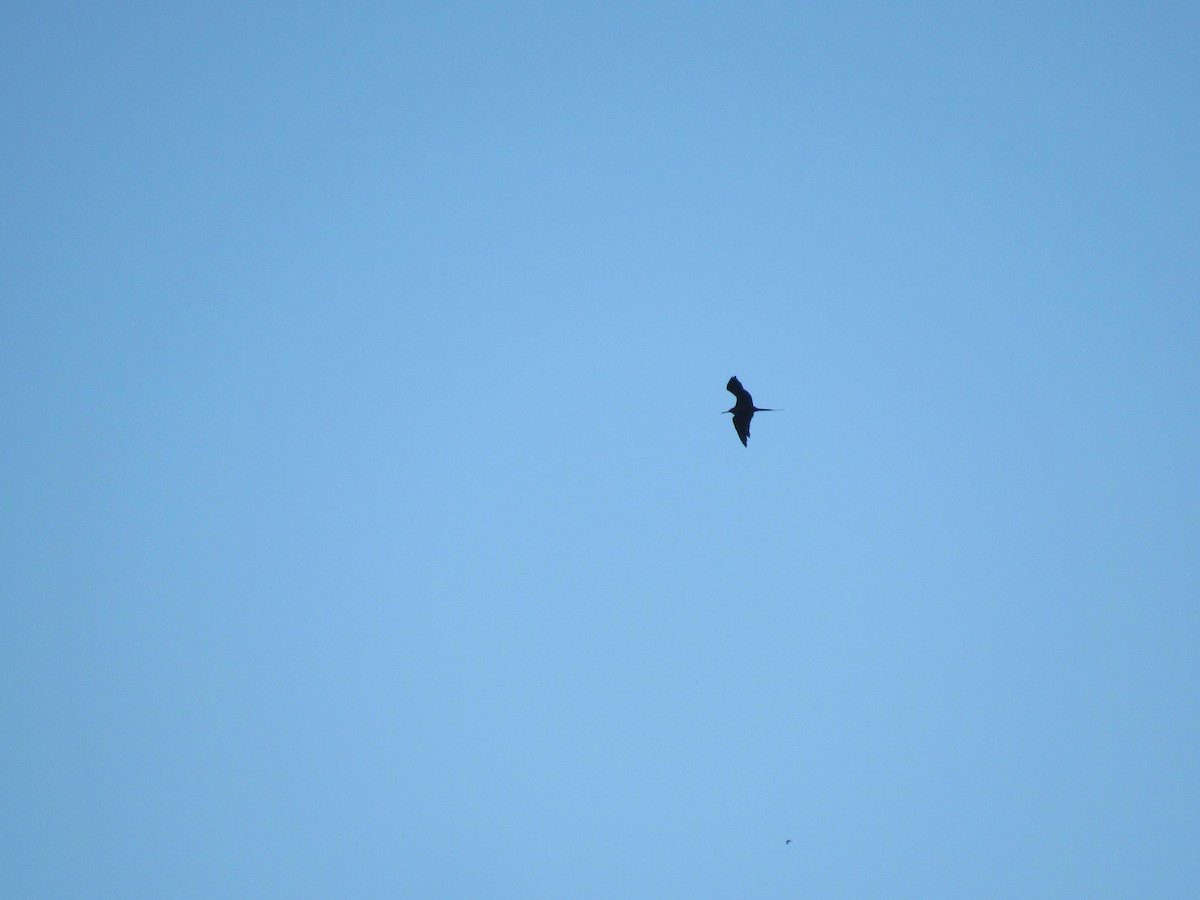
(725, 376), (775, 446)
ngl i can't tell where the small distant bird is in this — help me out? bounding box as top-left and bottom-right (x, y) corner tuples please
(725, 376), (775, 446)
(786, 839), (792, 845)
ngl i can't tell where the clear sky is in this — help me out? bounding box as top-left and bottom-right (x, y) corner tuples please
(3, 2), (1198, 897)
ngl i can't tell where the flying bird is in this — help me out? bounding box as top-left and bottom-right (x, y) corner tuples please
(725, 376), (775, 446)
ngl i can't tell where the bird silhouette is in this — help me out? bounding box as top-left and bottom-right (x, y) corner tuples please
(725, 376), (775, 446)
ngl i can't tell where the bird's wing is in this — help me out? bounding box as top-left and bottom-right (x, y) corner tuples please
(726, 376), (752, 405)
(732, 411), (752, 446)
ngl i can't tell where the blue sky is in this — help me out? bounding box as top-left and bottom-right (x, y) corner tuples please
(3, 2), (1198, 896)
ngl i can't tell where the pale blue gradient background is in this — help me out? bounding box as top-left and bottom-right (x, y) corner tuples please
(3, 2), (1198, 897)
